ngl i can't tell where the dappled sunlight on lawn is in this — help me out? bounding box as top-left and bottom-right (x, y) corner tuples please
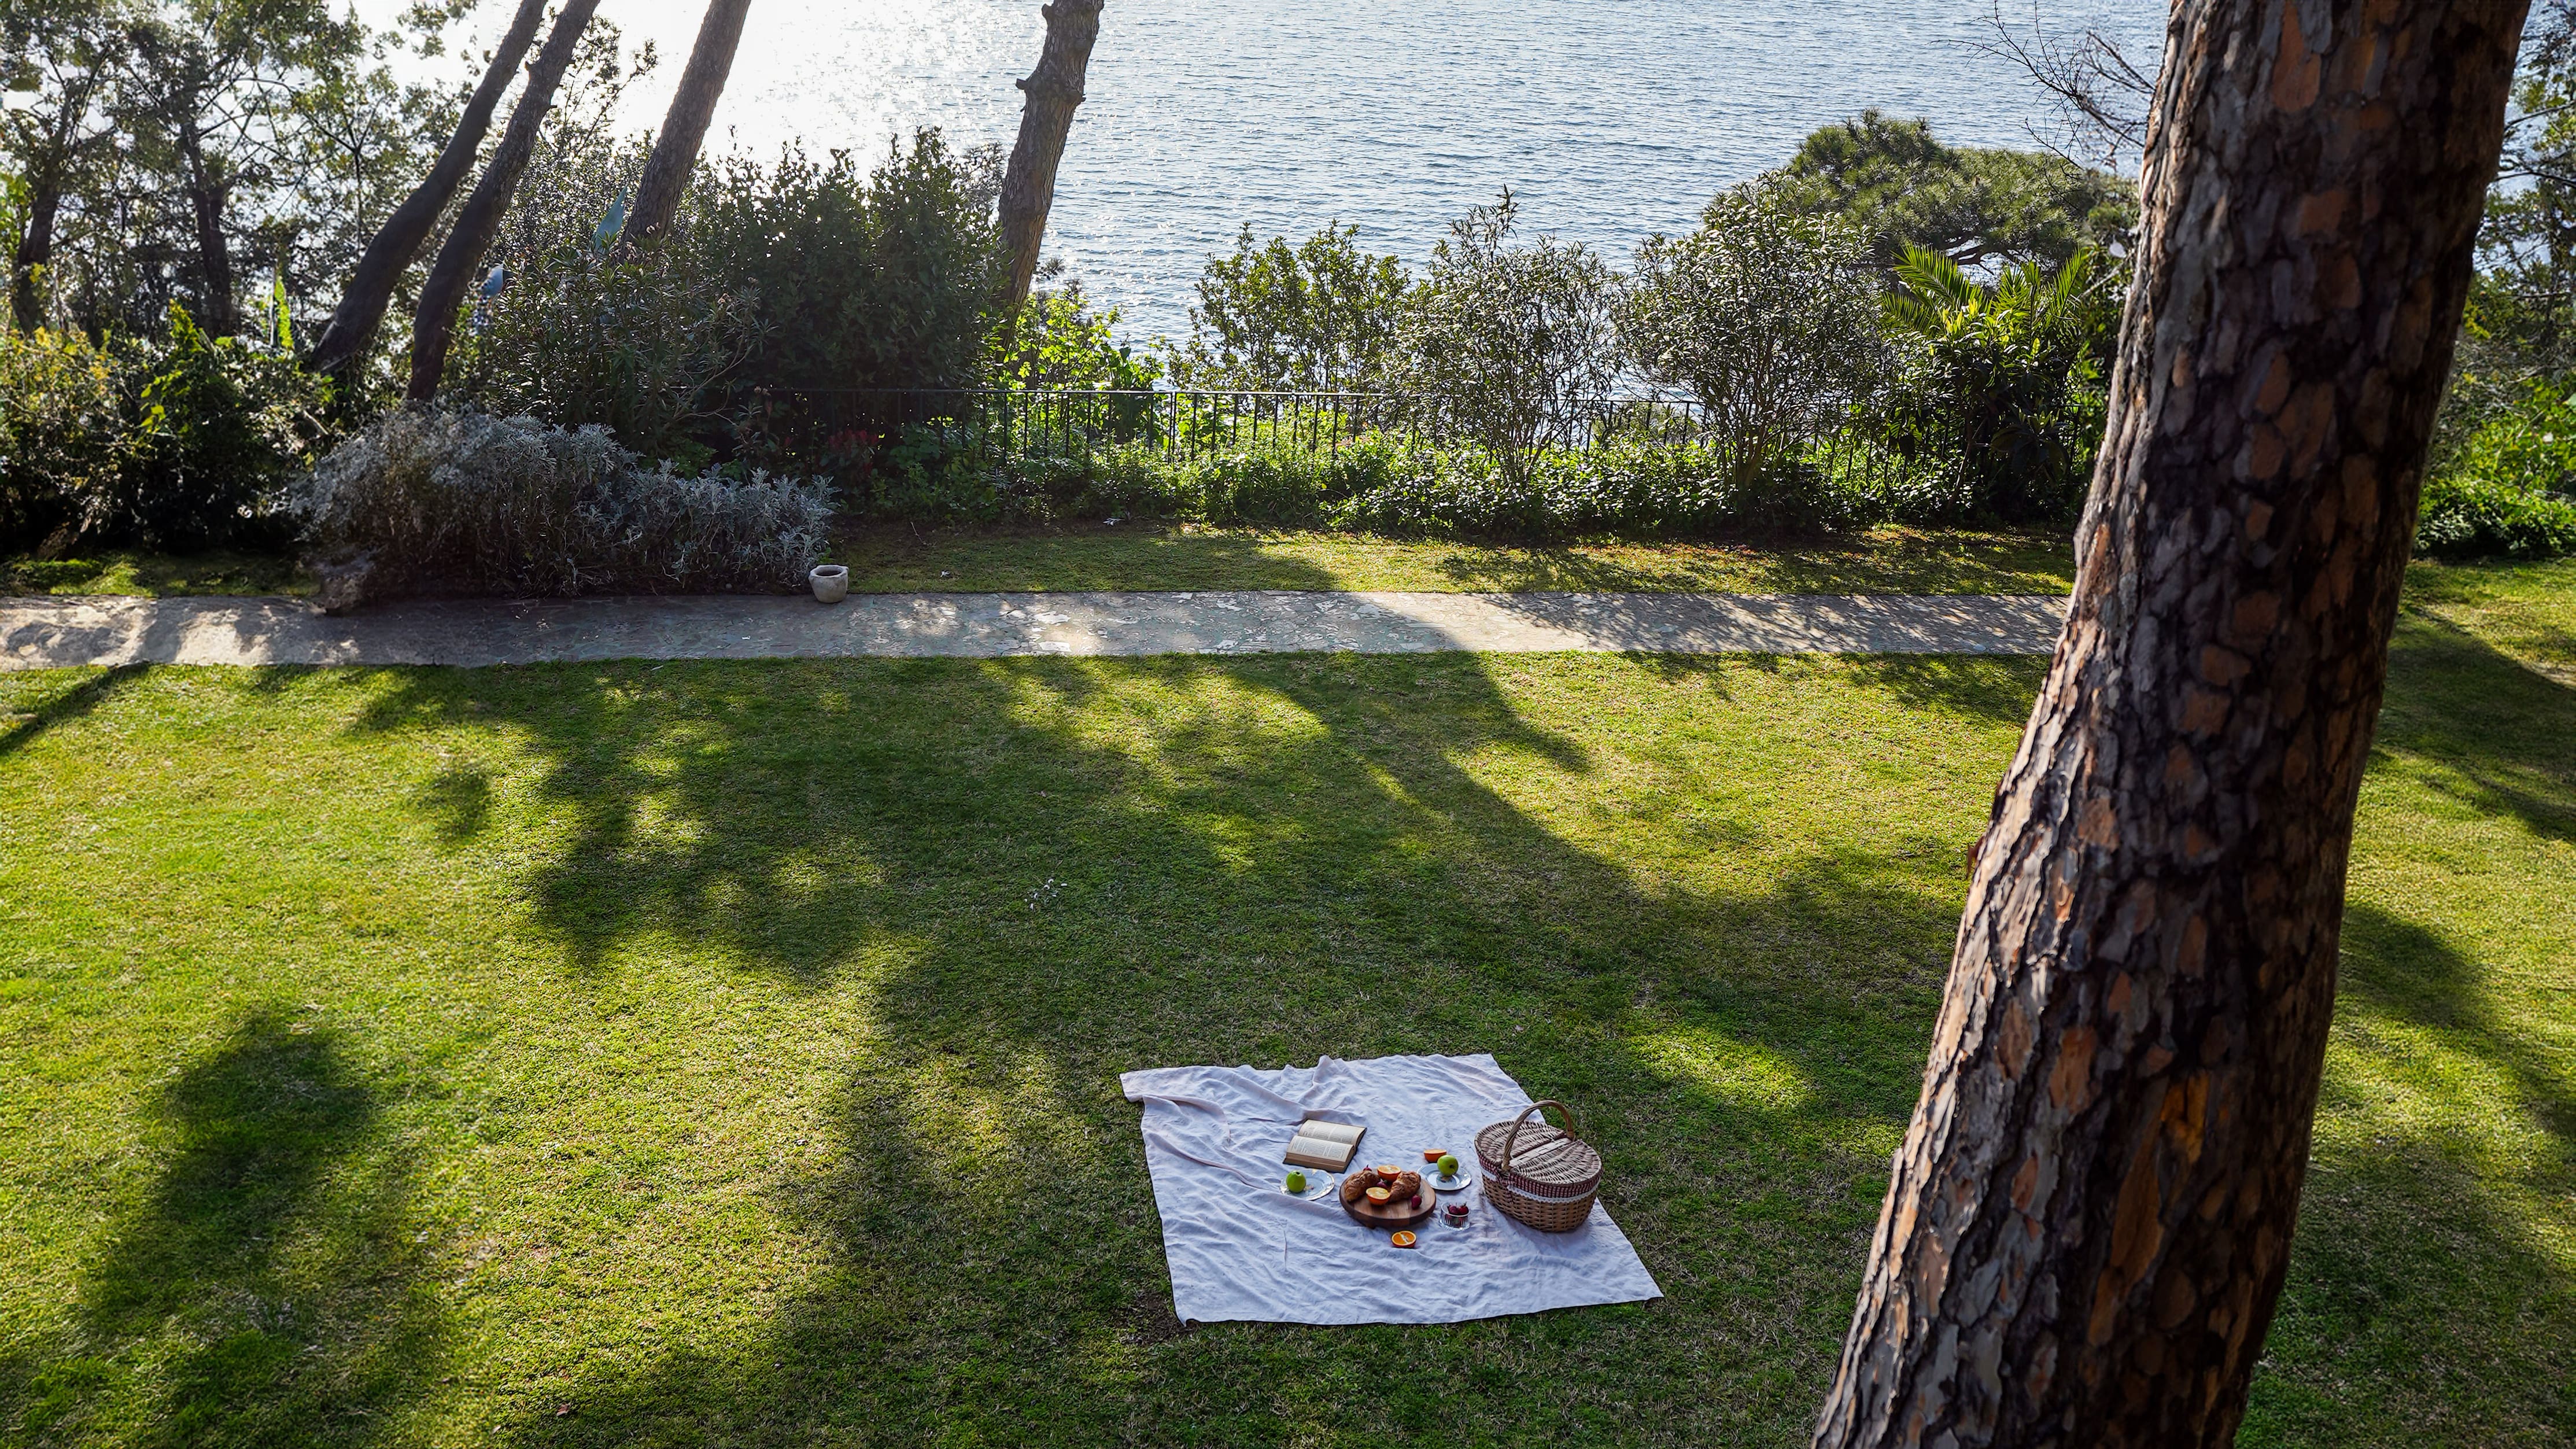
(837, 521), (2079, 598)
(1, 565), (2569, 1445)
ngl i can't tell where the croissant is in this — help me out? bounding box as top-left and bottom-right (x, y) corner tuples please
(1389, 1170), (1423, 1202)
(1341, 1172), (1374, 1207)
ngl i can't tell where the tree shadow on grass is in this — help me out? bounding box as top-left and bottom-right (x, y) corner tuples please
(329, 645), (2001, 1444)
(2248, 902), (2576, 1447)
(2372, 606), (2576, 844)
(1424, 529), (2075, 597)
(3, 1011), (442, 1447)
(0, 663), (152, 760)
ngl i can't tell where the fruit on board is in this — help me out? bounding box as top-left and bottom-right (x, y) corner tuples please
(1366, 1186), (1392, 1204)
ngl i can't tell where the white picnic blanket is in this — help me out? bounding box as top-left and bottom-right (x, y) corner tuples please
(1119, 1053), (1664, 1325)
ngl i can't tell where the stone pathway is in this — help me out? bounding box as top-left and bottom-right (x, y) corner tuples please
(0, 590), (2069, 669)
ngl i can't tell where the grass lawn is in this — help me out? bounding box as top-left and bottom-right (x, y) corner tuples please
(830, 522), (2079, 597)
(3, 523), (2077, 602)
(0, 561), (2565, 1447)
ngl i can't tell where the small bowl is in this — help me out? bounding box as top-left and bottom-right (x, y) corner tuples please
(810, 564), (850, 604)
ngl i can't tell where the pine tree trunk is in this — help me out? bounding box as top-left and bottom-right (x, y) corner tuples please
(997, 0), (1104, 308)
(1811, 1), (2526, 1446)
(179, 117), (235, 337)
(404, 0), (601, 404)
(305, 0), (551, 379)
(621, 0), (755, 248)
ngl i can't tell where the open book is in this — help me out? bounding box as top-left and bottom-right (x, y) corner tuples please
(1282, 1118), (1367, 1171)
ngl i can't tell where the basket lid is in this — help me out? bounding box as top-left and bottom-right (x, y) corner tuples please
(1475, 1104), (1603, 1194)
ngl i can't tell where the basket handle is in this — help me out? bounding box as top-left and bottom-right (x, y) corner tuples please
(1499, 1098), (1580, 1178)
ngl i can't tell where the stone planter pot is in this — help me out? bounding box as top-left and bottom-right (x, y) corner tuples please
(809, 564), (850, 604)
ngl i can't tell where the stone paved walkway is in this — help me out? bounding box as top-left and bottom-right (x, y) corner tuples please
(0, 590), (2069, 669)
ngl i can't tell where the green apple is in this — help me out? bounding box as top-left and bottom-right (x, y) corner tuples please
(1285, 1170), (1308, 1194)
(1437, 1154), (1459, 1178)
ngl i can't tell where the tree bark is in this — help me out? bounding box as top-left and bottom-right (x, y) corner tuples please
(404, 0), (601, 404)
(1812, 1), (2526, 1446)
(178, 116), (235, 337)
(305, 0), (551, 378)
(621, 0), (755, 248)
(10, 174), (67, 334)
(997, 0), (1104, 308)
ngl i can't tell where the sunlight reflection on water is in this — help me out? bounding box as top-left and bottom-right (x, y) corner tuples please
(404, 0), (2164, 341)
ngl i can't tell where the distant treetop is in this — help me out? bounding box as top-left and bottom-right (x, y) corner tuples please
(1780, 110), (2138, 275)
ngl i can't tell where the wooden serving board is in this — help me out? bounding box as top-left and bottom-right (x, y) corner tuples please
(1340, 1182), (1438, 1230)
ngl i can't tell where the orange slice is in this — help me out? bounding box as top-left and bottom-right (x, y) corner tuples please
(1391, 1230), (1418, 1248)
(1422, 1148), (1446, 1163)
(1365, 1186), (1391, 1204)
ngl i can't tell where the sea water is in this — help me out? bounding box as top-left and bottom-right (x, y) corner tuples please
(428, 0), (2167, 342)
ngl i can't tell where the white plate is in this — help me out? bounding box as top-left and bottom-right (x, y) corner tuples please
(1428, 1171), (1472, 1193)
(1281, 1176), (1337, 1201)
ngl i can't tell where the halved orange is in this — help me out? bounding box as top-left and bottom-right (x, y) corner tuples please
(1391, 1230), (1418, 1248)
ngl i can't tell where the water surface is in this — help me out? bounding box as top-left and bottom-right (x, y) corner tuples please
(432, 0), (2167, 340)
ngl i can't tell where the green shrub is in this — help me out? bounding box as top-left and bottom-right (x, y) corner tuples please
(110, 306), (334, 548)
(0, 307), (331, 552)
(2416, 473), (2576, 559)
(454, 132), (1002, 471)
(295, 410), (831, 607)
(2415, 377), (2576, 559)
(0, 327), (138, 548)
(849, 422), (1885, 541)
(1877, 246), (2115, 526)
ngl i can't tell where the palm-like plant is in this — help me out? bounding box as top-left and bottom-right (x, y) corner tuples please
(1880, 244), (2118, 523)
(1883, 245), (2105, 344)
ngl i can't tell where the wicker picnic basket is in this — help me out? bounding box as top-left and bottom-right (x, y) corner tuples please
(1475, 1099), (1603, 1233)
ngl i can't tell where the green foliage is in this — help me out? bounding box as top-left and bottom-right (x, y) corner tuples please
(1877, 245), (2116, 525)
(111, 304), (333, 548)
(449, 180), (763, 471)
(845, 424), (1888, 541)
(2418, 472), (2576, 559)
(698, 133), (1004, 394)
(1171, 223), (1414, 392)
(6, 0), (455, 339)
(2416, 377), (2576, 559)
(1621, 174), (1884, 485)
(1781, 109), (2138, 272)
(1397, 191), (1621, 466)
(456, 131), (1003, 472)
(0, 324), (133, 544)
(2469, 3), (2576, 369)
(991, 285), (1160, 393)
(0, 304), (329, 550)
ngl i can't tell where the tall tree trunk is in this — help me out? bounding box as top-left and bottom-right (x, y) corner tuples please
(1811, 1), (2525, 1446)
(621, 0), (755, 248)
(404, 0), (601, 404)
(9, 175), (65, 334)
(996, 0), (1104, 308)
(305, 0), (551, 379)
(178, 117), (235, 337)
